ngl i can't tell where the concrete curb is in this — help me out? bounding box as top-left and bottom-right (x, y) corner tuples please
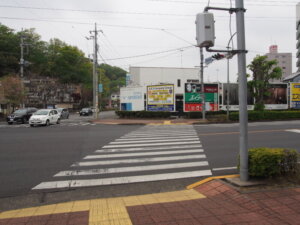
(186, 174), (240, 189)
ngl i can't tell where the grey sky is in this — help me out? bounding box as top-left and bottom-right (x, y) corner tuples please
(0, 0), (298, 82)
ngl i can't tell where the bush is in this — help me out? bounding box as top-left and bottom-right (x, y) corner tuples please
(115, 111), (172, 118)
(245, 148), (299, 177)
(229, 110), (300, 121)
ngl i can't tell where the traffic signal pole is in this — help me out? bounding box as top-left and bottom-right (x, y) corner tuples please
(235, 0), (249, 181)
(200, 47), (206, 120)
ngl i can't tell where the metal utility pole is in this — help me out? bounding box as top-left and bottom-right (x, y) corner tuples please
(90, 23), (99, 119)
(235, 0), (249, 181)
(200, 47), (206, 120)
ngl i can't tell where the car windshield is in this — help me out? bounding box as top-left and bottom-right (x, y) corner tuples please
(82, 108), (90, 111)
(34, 110), (49, 115)
(14, 109), (27, 114)
(56, 108), (63, 112)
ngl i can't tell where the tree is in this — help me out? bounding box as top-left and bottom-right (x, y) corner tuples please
(1, 75), (25, 109)
(247, 55), (282, 111)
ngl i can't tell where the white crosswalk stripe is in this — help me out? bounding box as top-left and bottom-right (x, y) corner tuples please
(32, 125), (211, 190)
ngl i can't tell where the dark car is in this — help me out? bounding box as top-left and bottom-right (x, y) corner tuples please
(79, 108), (93, 116)
(7, 108), (37, 124)
(56, 108), (69, 119)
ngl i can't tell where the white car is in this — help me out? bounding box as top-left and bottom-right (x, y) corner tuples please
(29, 109), (60, 127)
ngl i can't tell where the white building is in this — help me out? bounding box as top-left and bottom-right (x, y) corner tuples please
(265, 45), (292, 82)
(121, 66), (202, 111)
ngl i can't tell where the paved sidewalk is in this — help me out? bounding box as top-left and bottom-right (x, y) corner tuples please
(1, 180), (300, 225)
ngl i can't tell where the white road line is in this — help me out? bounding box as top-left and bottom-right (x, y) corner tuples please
(124, 131), (196, 135)
(95, 144), (202, 153)
(110, 138), (199, 144)
(54, 161), (209, 177)
(84, 149), (203, 159)
(212, 167), (237, 171)
(285, 129), (300, 133)
(117, 136), (198, 141)
(71, 154), (206, 167)
(81, 123), (91, 126)
(103, 141), (201, 148)
(33, 170), (212, 189)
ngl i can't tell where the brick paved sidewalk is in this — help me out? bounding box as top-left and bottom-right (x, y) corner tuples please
(1, 180), (300, 225)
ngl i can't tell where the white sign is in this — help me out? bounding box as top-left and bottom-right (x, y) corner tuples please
(120, 87), (144, 111)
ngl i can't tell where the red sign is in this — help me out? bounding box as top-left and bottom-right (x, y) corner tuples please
(184, 103), (219, 112)
(204, 86), (218, 93)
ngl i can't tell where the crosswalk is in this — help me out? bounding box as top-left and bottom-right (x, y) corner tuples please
(0, 122), (96, 128)
(32, 125), (211, 190)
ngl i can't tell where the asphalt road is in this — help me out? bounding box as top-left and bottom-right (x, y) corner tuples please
(0, 119), (299, 211)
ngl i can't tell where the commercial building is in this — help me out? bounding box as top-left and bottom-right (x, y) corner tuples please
(265, 45), (292, 82)
(296, 3), (300, 71)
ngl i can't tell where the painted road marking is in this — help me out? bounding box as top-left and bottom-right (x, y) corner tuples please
(102, 141), (201, 148)
(117, 135), (198, 141)
(212, 167), (237, 171)
(33, 170), (212, 189)
(54, 161), (209, 177)
(110, 138), (199, 144)
(84, 149), (203, 159)
(285, 129), (300, 133)
(95, 144), (202, 153)
(72, 154), (207, 167)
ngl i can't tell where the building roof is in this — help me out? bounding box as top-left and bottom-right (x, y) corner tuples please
(283, 72), (300, 81)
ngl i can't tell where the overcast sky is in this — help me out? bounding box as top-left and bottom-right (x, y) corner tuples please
(0, 0), (298, 83)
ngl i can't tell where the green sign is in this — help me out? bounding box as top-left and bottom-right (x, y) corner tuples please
(185, 92), (217, 103)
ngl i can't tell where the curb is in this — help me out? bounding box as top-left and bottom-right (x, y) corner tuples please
(186, 174), (240, 189)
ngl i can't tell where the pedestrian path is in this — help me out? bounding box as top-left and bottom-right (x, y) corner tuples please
(0, 122), (96, 128)
(32, 125), (211, 190)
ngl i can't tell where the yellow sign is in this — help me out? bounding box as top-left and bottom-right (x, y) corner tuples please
(291, 83), (300, 109)
(147, 85), (174, 105)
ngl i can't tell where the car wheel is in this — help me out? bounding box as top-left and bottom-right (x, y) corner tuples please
(8, 122), (13, 125)
(22, 118), (27, 124)
(45, 120), (50, 126)
(56, 118), (60, 124)
(67, 115), (69, 119)
(30, 124), (34, 127)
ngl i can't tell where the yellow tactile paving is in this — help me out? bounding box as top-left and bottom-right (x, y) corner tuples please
(0, 189), (205, 225)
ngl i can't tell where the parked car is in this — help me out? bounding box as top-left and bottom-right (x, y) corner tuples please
(79, 108), (93, 116)
(56, 108), (69, 119)
(29, 109), (60, 127)
(6, 108), (37, 124)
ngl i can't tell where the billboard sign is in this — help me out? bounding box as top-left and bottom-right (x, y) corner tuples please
(220, 83), (254, 111)
(120, 87), (144, 111)
(184, 83), (218, 112)
(147, 85), (175, 111)
(290, 83), (300, 109)
(264, 83), (288, 110)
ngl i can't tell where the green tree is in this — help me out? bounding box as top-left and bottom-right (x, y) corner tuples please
(247, 55), (282, 111)
(0, 24), (19, 77)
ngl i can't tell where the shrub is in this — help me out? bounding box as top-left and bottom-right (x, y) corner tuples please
(115, 111), (172, 118)
(245, 148), (299, 177)
(229, 110), (300, 121)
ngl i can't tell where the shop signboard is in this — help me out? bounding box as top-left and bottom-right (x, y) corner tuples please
(120, 87), (144, 111)
(147, 84), (175, 111)
(290, 83), (300, 109)
(184, 83), (218, 112)
(264, 83), (288, 110)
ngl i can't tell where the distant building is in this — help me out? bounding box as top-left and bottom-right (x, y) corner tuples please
(265, 45), (292, 82)
(296, 3), (300, 71)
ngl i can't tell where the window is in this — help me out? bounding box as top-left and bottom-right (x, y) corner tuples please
(177, 79), (181, 87)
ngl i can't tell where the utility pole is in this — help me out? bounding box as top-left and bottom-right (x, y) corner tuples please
(90, 23), (100, 119)
(235, 0), (249, 181)
(200, 47), (206, 120)
(20, 29), (27, 108)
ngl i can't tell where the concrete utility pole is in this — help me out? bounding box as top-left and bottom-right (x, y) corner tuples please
(20, 30), (27, 108)
(200, 47), (206, 120)
(90, 23), (100, 119)
(235, 0), (249, 181)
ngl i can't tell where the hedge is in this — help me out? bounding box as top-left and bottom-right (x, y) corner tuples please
(229, 110), (300, 121)
(115, 110), (227, 119)
(115, 111), (172, 118)
(244, 148), (299, 177)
